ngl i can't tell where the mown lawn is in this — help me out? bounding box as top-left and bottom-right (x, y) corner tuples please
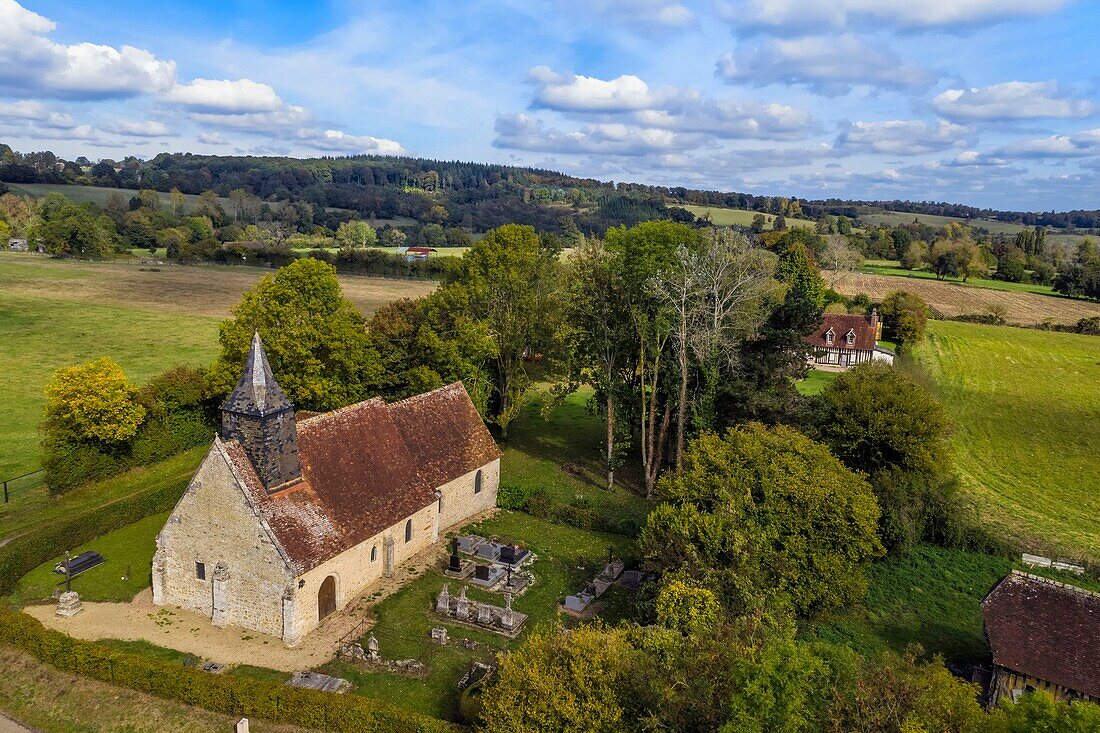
(804, 544), (1100, 663)
(500, 388), (653, 529)
(795, 369), (838, 396)
(914, 321), (1100, 560)
(12, 512), (170, 605)
(324, 510), (637, 721)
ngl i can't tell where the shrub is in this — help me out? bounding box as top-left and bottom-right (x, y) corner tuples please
(496, 482), (531, 511)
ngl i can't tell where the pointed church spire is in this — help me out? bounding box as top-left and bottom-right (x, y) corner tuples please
(221, 332), (301, 490)
(222, 332), (292, 416)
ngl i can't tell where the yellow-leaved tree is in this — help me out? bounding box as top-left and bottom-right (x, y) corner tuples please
(43, 357), (145, 444)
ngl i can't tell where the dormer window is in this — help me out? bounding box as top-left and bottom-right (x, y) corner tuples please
(845, 330), (855, 346)
(824, 328), (834, 345)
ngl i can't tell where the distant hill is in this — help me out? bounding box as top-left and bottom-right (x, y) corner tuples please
(3, 144), (1100, 237)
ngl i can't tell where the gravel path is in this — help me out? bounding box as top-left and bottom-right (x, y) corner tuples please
(0, 715), (33, 733)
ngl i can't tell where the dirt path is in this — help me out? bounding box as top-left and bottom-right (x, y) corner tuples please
(24, 515), (491, 672)
(0, 715), (32, 733)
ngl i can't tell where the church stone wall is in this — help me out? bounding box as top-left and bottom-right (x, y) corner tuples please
(289, 501), (439, 640)
(438, 458), (500, 532)
(154, 444), (293, 640)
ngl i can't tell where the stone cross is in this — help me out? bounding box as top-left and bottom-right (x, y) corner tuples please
(501, 591), (515, 630)
(64, 551), (73, 593)
(367, 632), (380, 661)
(455, 585), (469, 620)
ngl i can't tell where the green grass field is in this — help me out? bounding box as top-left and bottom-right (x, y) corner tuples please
(805, 544), (1100, 662)
(12, 512), (169, 605)
(914, 321), (1100, 560)
(680, 204), (817, 230)
(861, 262), (1065, 298)
(795, 369), (839, 396)
(860, 210), (1088, 250)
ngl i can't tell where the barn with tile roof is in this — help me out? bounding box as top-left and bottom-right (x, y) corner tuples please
(152, 334), (501, 645)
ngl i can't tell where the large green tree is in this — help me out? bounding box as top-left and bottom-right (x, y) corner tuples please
(208, 258), (381, 411)
(43, 357), (146, 445)
(639, 423), (883, 617)
(442, 224), (563, 438)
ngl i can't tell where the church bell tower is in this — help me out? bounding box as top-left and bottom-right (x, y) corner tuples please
(221, 333), (302, 490)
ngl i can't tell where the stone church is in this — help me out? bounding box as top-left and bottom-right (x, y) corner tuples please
(152, 334), (500, 646)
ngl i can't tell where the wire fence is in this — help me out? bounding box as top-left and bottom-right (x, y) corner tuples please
(1, 467), (46, 504)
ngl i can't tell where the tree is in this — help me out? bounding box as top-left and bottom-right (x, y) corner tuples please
(820, 236), (862, 288)
(750, 213), (767, 233)
(420, 222), (446, 247)
(817, 363), (956, 552)
(879, 290), (928, 346)
(335, 220), (377, 249)
(656, 577), (722, 636)
(443, 224), (563, 438)
(169, 187), (185, 217)
(773, 213), (787, 231)
(138, 189), (161, 211)
(43, 357), (145, 444)
(478, 624), (635, 733)
(639, 423), (883, 617)
(379, 227), (407, 248)
(208, 259), (382, 412)
(39, 202), (117, 258)
(565, 238), (635, 488)
(900, 241), (927, 270)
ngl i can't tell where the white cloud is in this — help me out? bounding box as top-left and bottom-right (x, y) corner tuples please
(494, 113), (701, 156)
(105, 120), (171, 137)
(719, 0), (1070, 34)
(1000, 129), (1100, 158)
(293, 128), (405, 155)
(836, 119), (969, 155)
(559, 0), (695, 29)
(530, 67), (657, 112)
(197, 131), (229, 145)
(163, 78), (284, 113)
(932, 82), (1094, 121)
(0, 99), (73, 128)
(718, 35), (935, 96)
(0, 0), (175, 98)
(190, 105), (312, 131)
(527, 67), (815, 140)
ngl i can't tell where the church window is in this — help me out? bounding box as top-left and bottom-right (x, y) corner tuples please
(437, 490), (443, 514)
(195, 562), (206, 581)
(405, 519), (412, 543)
(370, 546), (377, 562)
(474, 469), (483, 494)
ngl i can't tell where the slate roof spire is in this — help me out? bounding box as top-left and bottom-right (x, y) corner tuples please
(223, 332), (293, 416)
(220, 332), (301, 490)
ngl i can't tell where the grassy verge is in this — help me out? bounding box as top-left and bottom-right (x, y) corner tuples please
(914, 321), (1100, 560)
(324, 510), (636, 721)
(12, 512), (169, 605)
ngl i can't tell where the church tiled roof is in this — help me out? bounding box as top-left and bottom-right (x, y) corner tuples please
(223, 383), (500, 575)
(982, 571), (1100, 699)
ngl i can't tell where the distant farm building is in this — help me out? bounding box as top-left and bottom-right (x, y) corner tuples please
(981, 571), (1100, 705)
(804, 310), (894, 369)
(397, 246), (436, 260)
(152, 334), (501, 645)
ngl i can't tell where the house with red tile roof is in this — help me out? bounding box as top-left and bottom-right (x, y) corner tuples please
(981, 571), (1100, 705)
(804, 310), (894, 369)
(152, 334), (500, 646)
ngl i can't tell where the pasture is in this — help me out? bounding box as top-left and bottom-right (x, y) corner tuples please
(860, 261), (1064, 298)
(914, 321), (1100, 561)
(680, 204), (817, 230)
(827, 269), (1100, 325)
(860, 210), (1087, 249)
(0, 253), (434, 479)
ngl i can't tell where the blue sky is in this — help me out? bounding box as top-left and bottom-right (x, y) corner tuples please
(1, 0), (1099, 210)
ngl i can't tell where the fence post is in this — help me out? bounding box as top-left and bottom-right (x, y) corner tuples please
(3, 481), (7, 504)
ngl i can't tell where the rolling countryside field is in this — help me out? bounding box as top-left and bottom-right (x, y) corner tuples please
(0, 253), (434, 479)
(681, 204), (817, 230)
(826, 269), (1100, 325)
(914, 320), (1100, 561)
(860, 210), (1088, 249)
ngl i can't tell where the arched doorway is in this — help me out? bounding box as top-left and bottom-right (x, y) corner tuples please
(318, 575), (337, 621)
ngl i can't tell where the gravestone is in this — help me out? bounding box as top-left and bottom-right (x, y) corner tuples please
(436, 583), (450, 614)
(448, 539), (463, 572)
(499, 545), (518, 564)
(455, 586), (469, 620)
(367, 633), (380, 662)
(477, 603), (491, 625)
(430, 626), (448, 644)
(500, 592), (516, 630)
(236, 718), (250, 733)
(474, 564), (491, 581)
(56, 590), (83, 618)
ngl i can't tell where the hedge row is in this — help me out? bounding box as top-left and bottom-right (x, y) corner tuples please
(496, 482), (639, 537)
(0, 474), (461, 732)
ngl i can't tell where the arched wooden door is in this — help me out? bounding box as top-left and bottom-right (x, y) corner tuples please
(318, 576), (337, 621)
